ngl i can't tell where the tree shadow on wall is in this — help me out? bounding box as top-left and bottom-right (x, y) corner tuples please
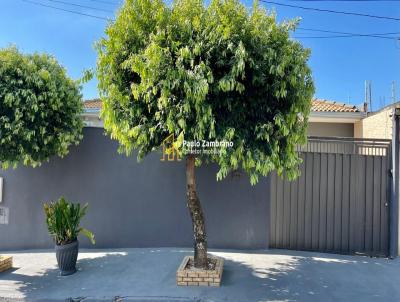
(0, 249), (399, 302)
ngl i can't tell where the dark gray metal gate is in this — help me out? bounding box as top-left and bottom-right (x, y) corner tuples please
(270, 137), (392, 257)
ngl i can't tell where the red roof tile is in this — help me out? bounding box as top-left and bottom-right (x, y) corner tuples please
(312, 99), (359, 113)
(84, 99), (103, 110)
(84, 98), (360, 113)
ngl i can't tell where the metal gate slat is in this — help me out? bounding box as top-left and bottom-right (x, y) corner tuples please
(270, 172), (277, 247)
(365, 157), (374, 252)
(326, 153), (335, 252)
(373, 156), (382, 254)
(269, 137), (391, 257)
(289, 176), (298, 249)
(304, 153), (314, 250)
(380, 156), (389, 256)
(341, 154), (350, 253)
(297, 154), (307, 250)
(318, 153), (328, 251)
(349, 154), (358, 254)
(333, 153), (343, 252)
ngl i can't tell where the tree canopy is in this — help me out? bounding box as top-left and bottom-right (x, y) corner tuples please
(97, 0), (315, 184)
(0, 47), (84, 169)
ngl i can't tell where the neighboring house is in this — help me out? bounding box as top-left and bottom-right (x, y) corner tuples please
(354, 103), (395, 140)
(82, 99), (103, 128)
(309, 99), (365, 137)
(83, 98), (367, 138)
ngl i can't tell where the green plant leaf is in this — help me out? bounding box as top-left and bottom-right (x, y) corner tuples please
(79, 228), (96, 245)
(0, 47), (83, 169)
(43, 197), (95, 245)
(96, 0), (314, 184)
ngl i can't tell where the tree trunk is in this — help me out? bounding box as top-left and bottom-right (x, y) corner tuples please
(186, 154), (208, 269)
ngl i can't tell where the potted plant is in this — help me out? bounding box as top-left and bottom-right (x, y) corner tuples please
(44, 197), (95, 276)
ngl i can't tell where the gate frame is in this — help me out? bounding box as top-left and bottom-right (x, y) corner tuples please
(270, 134), (393, 257)
(390, 107), (400, 258)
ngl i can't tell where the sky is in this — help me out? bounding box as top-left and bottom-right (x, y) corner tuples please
(0, 0), (399, 111)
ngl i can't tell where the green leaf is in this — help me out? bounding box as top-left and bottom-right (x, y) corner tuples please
(95, 0), (314, 185)
(43, 197), (95, 245)
(79, 228), (96, 245)
(0, 47), (83, 168)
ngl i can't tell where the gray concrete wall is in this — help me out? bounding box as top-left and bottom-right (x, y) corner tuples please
(0, 128), (269, 251)
(307, 122), (354, 137)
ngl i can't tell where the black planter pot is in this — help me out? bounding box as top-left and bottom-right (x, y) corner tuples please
(55, 240), (79, 276)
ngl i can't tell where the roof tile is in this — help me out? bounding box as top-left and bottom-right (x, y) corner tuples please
(84, 99), (103, 110)
(312, 99), (359, 113)
(84, 98), (360, 113)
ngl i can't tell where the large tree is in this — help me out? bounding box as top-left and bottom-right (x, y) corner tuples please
(97, 0), (314, 268)
(0, 47), (83, 169)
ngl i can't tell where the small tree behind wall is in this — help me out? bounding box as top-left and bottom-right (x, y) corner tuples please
(96, 0), (314, 269)
(0, 47), (84, 169)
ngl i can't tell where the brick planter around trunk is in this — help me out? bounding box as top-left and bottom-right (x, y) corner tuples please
(0, 256), (12, 273)
(176, 256), (224, 286)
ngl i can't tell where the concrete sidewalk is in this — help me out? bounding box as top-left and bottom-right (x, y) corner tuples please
(0, 248), (399, 302)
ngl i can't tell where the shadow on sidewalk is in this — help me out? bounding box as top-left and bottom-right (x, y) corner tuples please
(0, 249), (399, 302)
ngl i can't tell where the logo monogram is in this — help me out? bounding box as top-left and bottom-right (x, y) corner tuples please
(161, 134), (181, 161)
